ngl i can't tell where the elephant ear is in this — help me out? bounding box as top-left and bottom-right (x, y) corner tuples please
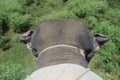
(86, 34), (109, 62)
(19, 31), (33, 44)
(94, 33), (109, 46)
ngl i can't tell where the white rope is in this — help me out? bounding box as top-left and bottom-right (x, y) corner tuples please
(39, 44), (85, 57)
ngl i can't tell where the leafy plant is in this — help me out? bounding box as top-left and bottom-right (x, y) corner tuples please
(48, 0), (58, 7)
(0, 36), (10, 51)
(0, 12), (9, 35)
(0, 61), (32, 80)
(82, 16), (98, 29)
(67, 0), (108, 18)
(9, 13), (31, 33)
(36, 10), (77, 24)
(0, 0), (23, 13)
(18, 0), (34, 6)
(34, 0), (46, 5)
(107, 0), (120, 8)
(106, 8), (120, 26)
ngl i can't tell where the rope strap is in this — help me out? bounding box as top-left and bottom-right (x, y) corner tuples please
(39, 44), (85, 58)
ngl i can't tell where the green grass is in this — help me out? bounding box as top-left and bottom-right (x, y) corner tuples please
(0, 42), (36, 80)
(0, 31), (36, 80)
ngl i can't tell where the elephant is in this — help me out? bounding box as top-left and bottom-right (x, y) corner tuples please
(20, 19), (109, 80)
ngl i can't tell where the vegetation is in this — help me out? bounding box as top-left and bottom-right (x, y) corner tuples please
(0, 0), (119, 80)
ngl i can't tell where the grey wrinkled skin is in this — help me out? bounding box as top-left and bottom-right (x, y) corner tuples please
(31, 19), (94, 54)
(30, 19), (94, 69)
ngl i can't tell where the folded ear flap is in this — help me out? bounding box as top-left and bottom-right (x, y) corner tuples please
(19, 31), (33, 44)
(28, 31), (33, 36)
(94, 33), (109, 46)
(86, 34), (109, 63)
